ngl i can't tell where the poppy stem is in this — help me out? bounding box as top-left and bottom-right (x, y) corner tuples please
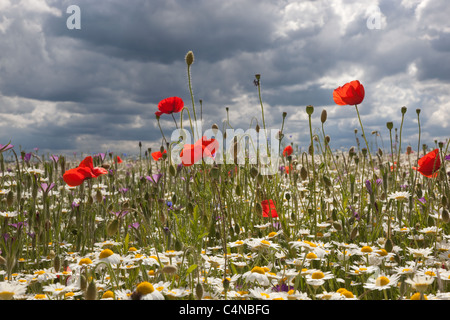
(354, 105), (375, 175)
(171, 113), (179, 129)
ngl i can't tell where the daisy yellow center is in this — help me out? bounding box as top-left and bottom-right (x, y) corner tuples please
(134, 253), (143, 259)
(361, 246), (372, 253)
(260, 240), (271, 246)
(251, 266), (266, 274)
(287, 290), (295, 295)
(34, 294), (47, 299)
(260, 293), (270, 298)
(304, 240), (317, 247)
(306, 252), (317, 259)
(402, 268), (412, 273)
(65, 292), (75, 298)
(341, 290), (354, 298)
(99, 249), (114, 259)
(236, 241), (244, 245)
(268, 232), (277, 237)
(79, 258), (93, 265)
(102, 291), (114, 299)
(0, 291), (15, 300)
(410, 292), (427, 300)
(136, 282), (155, 295)
(311, 271), (325, 279)
(376, 276), (390, 286)
(34, 270), (46, 275)
(377, 249), (388, 256)
(425, 271), (436, 277)
(336, 288), (346, 293)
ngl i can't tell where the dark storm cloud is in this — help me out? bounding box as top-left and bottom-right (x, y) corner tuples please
(0, 0), (448, 157)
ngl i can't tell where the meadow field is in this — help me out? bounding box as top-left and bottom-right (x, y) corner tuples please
(0, 52), (449, 301)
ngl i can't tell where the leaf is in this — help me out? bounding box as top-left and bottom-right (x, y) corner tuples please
(186, 264), (198, 275)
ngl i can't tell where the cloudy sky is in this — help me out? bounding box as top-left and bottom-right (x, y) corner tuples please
(0, 0), (449, 158)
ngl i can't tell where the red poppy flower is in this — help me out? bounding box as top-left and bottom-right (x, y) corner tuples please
(333, 80), (365, 106)
(63, 156), (108, 187)
(413, 149), (441, 178)
(152, 150), (167, 161)
(155, 96), (184, 117)
(115, 155), (123, 164)
(283, 145), (293, 157)
(179, 136), (217, 166)
(261, 199), (278, 218)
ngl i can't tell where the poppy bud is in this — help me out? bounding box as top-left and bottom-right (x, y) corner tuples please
(416, 108), (421, 115)
(350, 227), (358, 240)
(185, 51), (194, 66)
(223, 277), (230, 291)
(306, 105), (314, 115)
(210, 166), (220, 180)
(255, 124), (260, 133)
(385, 238), (394, 252)
(325, 135), (330, 145)
(93, 190), (103, 203)
(300, 166), (308, 180)
(85, 279), (97, 300)
(256, 173), (263, 185)
(255, 74), (261, 80)
(195, 283), (204, 300)
(406, 146), (412, 155)
(211, 123), (219, 134)
(386, 122), (393, 130)
(321, 109), (327, 123)
(282, 112), (287, 119)
(80, 274), (87, 291)
(401, 106), (407, 114)
(442, 209), (450, 224)
(255, 202), (263, 215)
(107, 219), (119, 237)
(169, 165), (176, 176)
(6, 190), (14, 207)
(54, 255), (61, 273)
(250, 166), (259, 178)
(162, 264), (178, 275)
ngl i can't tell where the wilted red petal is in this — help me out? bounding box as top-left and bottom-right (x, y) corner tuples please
(92, 166), (108, 177)
(152, 150), (167, 161)
(261, 199), (278, 218)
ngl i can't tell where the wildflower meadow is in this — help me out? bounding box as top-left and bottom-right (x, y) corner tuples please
(0, 51), (449, 303)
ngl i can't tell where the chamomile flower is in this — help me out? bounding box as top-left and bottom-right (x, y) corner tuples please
(97, 249), (121, 265)
(405, 275), (434, 293)
(387, 191), (410, 201)
(363, 274), (400, 291)
(43, 283), (70, 297)
(242, 266), (271, 286)
(134, 281), (164, 300)
(0, 282), (27, 300)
